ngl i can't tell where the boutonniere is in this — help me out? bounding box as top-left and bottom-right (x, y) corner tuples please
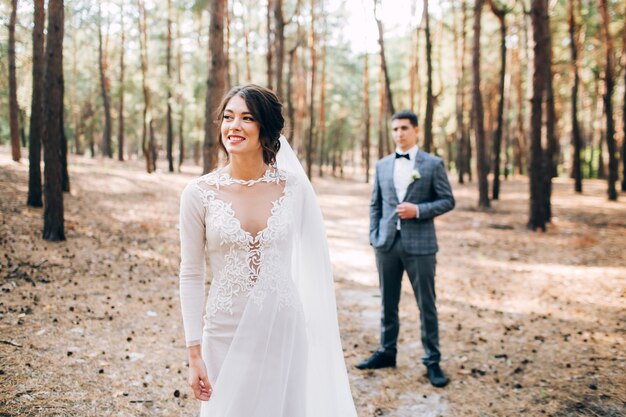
(411, 168), (421, 182)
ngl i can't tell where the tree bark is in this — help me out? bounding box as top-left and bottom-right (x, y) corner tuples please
(42, 0), (66, 241)
(203, 0), (227, 174)
(487, 0), (507, 200)
(363, 52), (371, 183)
(374, 0), (395, 117)
(266, 0), (274, 90)
(472, 0), (490, 208)
(273, 0), (285, 98)
(138, 0), (154, 173)
(305, 0), (317, 179)
(9, 0), (21, 162)
(409, 1), (418, 112)
(177, 10), (185, 171)
(60, 81), (70, 193)
(317, 39), (327, 177)
(286, 24), (302, 145)
(594, 73), (605, 179)
(598, 0), (618, 200)
(225, 1), (232, 88)
(117, 1), (125, 161)
(569, 0), (582, 192)
(528, 0), (549, 230)
(622, 0), (626, 192)
(377, 55), (386, 160)
(544, 16), (558, 219)
(295, 30), (308, 152)
(243, 4), (252, 81)
(513, 48), (526, 175)
(423, 0), (434, 153)
(286, 51), (297, 142)
(28, 0), (45, 207)
(70, 24), (83, 156)
(414, 10), (425, 118)
(453, 0), (468, 183)
(166, 0), (174, 172)
(98, 3), (113, 158)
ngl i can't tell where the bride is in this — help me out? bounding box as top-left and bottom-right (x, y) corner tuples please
(178, 84), (357, 416)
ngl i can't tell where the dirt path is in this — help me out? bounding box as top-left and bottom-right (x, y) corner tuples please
(1, 149), (625, 416)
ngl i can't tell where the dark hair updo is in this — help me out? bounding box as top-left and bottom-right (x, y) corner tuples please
(217, 84), (284, 165)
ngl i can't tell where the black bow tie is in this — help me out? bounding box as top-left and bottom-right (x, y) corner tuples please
(395, 152), (410, 160)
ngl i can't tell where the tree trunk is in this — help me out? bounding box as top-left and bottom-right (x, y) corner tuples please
(295, 31), (308, 152)
(28, 0), (45, 208)
(166, 0), (174, 172)
(528, 0), (549, 231)
(98, 3), (113, 158)
(487, 0), (507, 200)
(9, 0), (21, 162)
(502, 44), (513, 179)
(225, 2), (232, 88)
(138, 0), (154, 173)
(414, 10), (425, 118)
(242, 1), (252, 82)
(598, 0), (618, 200)
(42, 0), (66, 241)
(363, 52), (371, 183)
(305, 0), (317, 179)
(19, 108), (26, 147)
(60, 83), (70, 193)
(286, 29), (301, 145)
(513, 49), (526, 175)
(374, 0), (395, 117)
(194, 140), (200, 166)
(472, 0), (490, 208)
(149, 119), (157, 171)
(409, 4), (417, 112)
(544, 18), (557, 220)
(594, 74), (605, 179)
(266, 0), (274, 90)
(177, 10), (185, 171)
(203, 0), (227, 174)
(569, 0), (582, 192)
(117, 1), (125, 161)
(453, 0), (468, 183)
(317, 40), (327, 177)
(622, 0), (626, 192)
(70, 27), (83, 155)
(273, 0), (285, 98)
(377, 55), (386, 160)
(423, 0), (434, 153)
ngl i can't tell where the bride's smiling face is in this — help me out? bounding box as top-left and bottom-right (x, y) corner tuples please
(221, 95), (262, 158)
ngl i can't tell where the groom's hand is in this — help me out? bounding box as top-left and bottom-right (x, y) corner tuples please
(397, 202), (418, 219)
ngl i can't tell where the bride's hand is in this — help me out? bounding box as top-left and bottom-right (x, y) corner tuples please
(187, 347), (212, 401)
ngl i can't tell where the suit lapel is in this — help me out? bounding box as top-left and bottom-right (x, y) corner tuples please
(386, 156), (399, 205)
(403, 151), (425, 201)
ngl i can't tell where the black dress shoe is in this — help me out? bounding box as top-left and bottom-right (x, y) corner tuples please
(355, 351), (396, 370)
(426, 363), (449, 387)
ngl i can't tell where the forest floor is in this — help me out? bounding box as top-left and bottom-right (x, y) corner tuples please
(1, 146), (625, 417)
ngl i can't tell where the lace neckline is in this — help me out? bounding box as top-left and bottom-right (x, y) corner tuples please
(217, 167), (283, 187)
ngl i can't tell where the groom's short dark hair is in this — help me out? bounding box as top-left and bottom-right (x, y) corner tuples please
(392, 110), (419, 127)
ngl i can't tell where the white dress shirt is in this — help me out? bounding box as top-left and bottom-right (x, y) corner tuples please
(394, 145), (420, 229)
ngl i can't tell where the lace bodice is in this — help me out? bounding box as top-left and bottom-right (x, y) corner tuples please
(179, 168), (300, 346)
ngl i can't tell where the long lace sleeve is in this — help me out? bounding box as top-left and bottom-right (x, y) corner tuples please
(179, 183), (206, 347)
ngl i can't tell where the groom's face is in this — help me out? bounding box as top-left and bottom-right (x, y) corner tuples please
(391, 118), (419, 153)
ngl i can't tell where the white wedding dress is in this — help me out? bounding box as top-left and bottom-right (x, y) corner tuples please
(179, 139), (357, 417)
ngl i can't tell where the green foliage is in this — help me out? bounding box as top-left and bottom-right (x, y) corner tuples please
(4, 0), (624, 173)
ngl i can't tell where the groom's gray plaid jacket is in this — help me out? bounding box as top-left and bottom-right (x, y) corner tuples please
(369, 150), (455, 255)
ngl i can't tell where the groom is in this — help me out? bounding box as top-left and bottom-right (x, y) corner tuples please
(357, 110), (455, 388)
